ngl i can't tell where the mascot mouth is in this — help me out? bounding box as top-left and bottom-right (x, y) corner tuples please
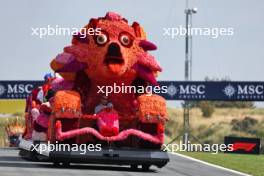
(104, 43), (124, 73)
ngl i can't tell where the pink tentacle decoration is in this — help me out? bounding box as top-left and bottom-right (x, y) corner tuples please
(55, 121), (162, 144)
(136, 52), (162, 72)
(57, 59), (87, 72)
(51, 77), (74, 91)
(139, 40), (157, 51)
(55, 53), (75, 64)
(64, 45), (95, 59)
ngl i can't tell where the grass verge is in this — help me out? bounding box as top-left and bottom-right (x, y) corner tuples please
(180, 152), (264, 176)
(0, 100), (26, 114)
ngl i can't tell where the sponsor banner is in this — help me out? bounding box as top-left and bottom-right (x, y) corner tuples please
(0, 81), (264, 101)
(0, 81), (43, 99)
(159, 81), (264, 101)
(224, 136), (260, 154)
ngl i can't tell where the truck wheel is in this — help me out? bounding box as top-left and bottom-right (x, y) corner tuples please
(53, 162), (61, 167)
(130, 164), (138, 170)
(142, 164), (150, 171)
(62, 162), (70, 167)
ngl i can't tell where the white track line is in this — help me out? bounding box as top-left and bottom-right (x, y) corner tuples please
(171, 152), (251, 176)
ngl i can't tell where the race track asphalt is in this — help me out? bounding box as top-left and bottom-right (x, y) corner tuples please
(0, 148), (247, 176)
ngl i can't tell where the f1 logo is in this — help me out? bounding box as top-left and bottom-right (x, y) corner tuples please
(224, 136), (260, 154)
(232, 142), (256, 152)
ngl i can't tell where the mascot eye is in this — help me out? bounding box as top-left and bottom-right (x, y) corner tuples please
(96, 34), (108, 45)
(119, 34), (132, 47)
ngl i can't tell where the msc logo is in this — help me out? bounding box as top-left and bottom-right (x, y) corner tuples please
(0, 84), (6, 96)
(178, 84), (205, 94)
(237, 85), (264, 95)
(7, 84), (34, 94)
(223, 84), (264, 98)
(167, 84), (177, 97)
(223, 84), (236, 98)
(166, 84), (205, 97)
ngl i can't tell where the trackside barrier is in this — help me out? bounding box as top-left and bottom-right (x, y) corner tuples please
(0, 81), (264, 101)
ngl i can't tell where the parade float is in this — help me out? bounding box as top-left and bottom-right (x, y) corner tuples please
(19, 12), (169, 170)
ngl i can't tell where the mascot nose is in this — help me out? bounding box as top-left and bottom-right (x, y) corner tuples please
(107, 42), (122, 57)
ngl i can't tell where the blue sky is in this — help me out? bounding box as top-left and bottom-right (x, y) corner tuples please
(0, 0), (263, 106)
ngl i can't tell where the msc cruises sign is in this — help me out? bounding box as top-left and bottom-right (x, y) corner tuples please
(159, 81), (264, 101)
(0, 81), (43, 99)
(0, 81), (263, 101)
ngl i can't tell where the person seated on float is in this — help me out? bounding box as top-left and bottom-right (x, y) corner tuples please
(94, 95), (113, 114)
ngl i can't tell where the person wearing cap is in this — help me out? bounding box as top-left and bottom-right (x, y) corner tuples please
(94, 95), (113, 114)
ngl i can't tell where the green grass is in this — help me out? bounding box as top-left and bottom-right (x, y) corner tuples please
(180, 152), (264, 176)
(0, 100), (26, 114)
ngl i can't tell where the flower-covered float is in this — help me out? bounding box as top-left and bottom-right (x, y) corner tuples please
(19, 12), (169, 170)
